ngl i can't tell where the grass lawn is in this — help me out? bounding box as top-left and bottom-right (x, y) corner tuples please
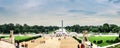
(88, 36), (117, 47)
(0, 36), (32, 41)
(14, 36), (32, 41)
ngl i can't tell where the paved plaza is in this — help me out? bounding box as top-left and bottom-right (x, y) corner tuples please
(20, 36), (79, 48)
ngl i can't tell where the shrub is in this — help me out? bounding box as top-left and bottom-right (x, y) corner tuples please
(97, 40), (103, 44)
(110, 40), (114, 43)
(114, 37), (120, 43)
(93, 40), (96, 43)
(15, 35), (41, 43)
(0, 36), (6, 38)
(73, 36), (81, 43)
(106, 40), (110, 43)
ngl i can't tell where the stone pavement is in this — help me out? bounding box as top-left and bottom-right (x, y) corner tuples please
(0, 41), (15, 48)
(19, 36), (80, 48)
(20, 37), (48, 48)
(60, 37), (79, 48)
(35, 37), (60, 48)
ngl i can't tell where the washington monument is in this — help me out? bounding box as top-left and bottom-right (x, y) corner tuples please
(61, 20), (63, 32)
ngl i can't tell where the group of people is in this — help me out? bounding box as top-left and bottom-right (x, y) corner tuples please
(15, 41), (28, 48)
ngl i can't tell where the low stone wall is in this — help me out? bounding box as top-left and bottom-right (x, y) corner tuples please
(1, 38), (12, 44)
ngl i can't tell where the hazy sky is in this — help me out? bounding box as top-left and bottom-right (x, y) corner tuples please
(0, 0), (120, 26)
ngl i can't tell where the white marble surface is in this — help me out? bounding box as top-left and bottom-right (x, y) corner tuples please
(0, 41), (15, 48)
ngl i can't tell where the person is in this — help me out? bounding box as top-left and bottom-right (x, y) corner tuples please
(81, 44), (85, 48)
(15, 41), (20, 48)
(21, 44), (24, 48)
(88, 45), (91, 48)
(77, 44), (80, 48)
(0, 38), (1, 41)
(15, 42), (17, 48)
(64, 36), (66, 39)
(90, 43), (93, 48)
(84, 37), (87, 41)
(31, 39), (35, 43)
(25, 43), (28, 48)
(58, 38), (61, 41)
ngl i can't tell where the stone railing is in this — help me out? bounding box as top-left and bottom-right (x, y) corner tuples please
(1, 38), (12, 44)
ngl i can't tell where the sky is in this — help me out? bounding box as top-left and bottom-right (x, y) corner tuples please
(0, 0), (120, 26)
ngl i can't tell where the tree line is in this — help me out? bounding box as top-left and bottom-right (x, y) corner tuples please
(0, 23), (59, 34)
(0, 23), (120, 34)
(65, 23), (120, 33)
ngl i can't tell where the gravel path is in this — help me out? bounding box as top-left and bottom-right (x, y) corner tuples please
(60, 37), (79, 48)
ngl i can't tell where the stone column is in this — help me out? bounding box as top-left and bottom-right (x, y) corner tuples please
(82, 30), (88, 48)
(83, 30), (88, 42)
(10, 30), (14, 44)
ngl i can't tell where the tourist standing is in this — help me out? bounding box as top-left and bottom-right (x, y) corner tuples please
(15, 41), (19, 48)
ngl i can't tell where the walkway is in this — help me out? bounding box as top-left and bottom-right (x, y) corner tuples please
(60, 37), (79, 48)
(20, 37), (48, 48)
(0, 41), (15, 48)
(34, 37), (80, 48)
(35, 37), (60, 48)
(100, 42), (120, 48)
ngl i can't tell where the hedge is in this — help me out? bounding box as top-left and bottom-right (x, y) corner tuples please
(73, 36), (81, 43)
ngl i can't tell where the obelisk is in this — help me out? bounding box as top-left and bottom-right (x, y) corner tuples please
(61, 20), (63, 32)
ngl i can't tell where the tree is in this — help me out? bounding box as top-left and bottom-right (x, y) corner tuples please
(112, 27), (120, 32)
(8, 23), (14, 30)
(103, 23), (110, 32)
(109, 24), (118, 32)
(71, 25), (81, 33)
(89, 27), (99, 32)
(14, 24), (22, 34)
(23, 24), (30, 33)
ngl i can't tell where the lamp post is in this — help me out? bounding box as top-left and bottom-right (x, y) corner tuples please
(119, 31), (120, 38)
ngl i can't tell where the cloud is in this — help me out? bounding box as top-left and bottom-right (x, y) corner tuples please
(68, 10), (97, 15)
(108, 0), (120, 3)
(0, 0), (120, 26)
(117, 11), (120, 15)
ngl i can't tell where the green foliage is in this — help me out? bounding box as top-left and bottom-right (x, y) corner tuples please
(65, 23), (120, 33)
(93, 40), (96, 43)
(103, 23), (109, 32)
(73, 36), (81, 43)
(0, 23), (59, 34)
(0, 36), (6, 38)
(97, 40), (103, 44)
